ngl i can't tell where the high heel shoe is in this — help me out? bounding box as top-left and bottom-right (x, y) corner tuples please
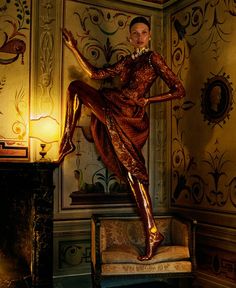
(138, 231), (164, 261)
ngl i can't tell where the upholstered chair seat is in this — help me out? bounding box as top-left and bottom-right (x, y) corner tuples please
(91, 214), (196, 288)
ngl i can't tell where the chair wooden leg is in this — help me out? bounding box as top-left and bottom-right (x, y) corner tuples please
(178, 277), (194, 288)
(91, 265), (101, 288)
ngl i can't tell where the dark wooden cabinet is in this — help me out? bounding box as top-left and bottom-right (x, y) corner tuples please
(0, 162), (57, 288)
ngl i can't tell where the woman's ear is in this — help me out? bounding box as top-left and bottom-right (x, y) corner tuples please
(127, 36), (133, 43)
(149, 32), (152, 41)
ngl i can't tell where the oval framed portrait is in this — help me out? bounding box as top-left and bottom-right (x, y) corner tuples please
(201, 74), (233, 126)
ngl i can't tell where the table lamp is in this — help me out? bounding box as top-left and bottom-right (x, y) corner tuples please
(30, 115), (59, 161)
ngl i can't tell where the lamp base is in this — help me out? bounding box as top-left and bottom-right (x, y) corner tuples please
(39, 143), (50, 162)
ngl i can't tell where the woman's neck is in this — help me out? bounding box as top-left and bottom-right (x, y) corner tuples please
(131, 47), (149, 59)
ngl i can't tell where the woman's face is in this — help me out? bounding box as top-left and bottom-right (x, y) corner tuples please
(129, 22), (151, 49)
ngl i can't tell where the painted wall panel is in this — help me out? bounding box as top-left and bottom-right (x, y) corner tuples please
(0, 0), (31, 160)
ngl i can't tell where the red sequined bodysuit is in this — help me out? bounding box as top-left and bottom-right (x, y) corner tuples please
(59, 49), (185, 261)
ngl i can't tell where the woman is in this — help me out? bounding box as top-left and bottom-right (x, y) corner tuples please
(59, 16), (185, 260)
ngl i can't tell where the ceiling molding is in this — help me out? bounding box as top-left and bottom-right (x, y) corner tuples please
(143, 0), (171, 3)
(143, 0), (179, 8)
(118, 0), (179, 10)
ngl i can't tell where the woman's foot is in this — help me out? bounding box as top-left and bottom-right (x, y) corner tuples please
(138, 232), (164, 261)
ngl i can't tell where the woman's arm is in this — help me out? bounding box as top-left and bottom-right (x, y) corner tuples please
(63, 28), (94, 77)
(147, 52), (185, 105)
(63, 28), (122, 79)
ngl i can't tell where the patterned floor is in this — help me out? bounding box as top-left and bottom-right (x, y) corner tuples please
(53, 274), (92, 288)
(0, 277), (31, 288)
(53, 274), (174, 288)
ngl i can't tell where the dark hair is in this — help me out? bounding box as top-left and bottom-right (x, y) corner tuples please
(129, 16), (151, 32)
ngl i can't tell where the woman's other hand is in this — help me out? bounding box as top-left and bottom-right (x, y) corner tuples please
(138, 97), (149, 107)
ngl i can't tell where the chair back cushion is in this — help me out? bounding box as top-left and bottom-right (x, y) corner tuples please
(100, 217), (173, 252)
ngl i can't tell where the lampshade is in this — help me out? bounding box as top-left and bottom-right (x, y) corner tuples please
(29, 115), (59, 143)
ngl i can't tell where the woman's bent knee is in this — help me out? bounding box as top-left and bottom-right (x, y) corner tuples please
(68, 80), (83, 94)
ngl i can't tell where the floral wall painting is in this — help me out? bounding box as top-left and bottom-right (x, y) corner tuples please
(0, 0), (29, 65)
(170, 0), (236, 214)
(172, 139), (236, 209)
(201, 73), (233, 127)
(0, 0), (30, 160)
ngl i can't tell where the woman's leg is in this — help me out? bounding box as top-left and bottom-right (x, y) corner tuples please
(127, 172), (164, 261)
(58, 80), (106, 162)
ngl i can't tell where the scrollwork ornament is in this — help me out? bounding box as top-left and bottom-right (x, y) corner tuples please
(208, 189), (228, 207)
(227, 177), (236, 207)
(172, 148), (185, 169)
(74, 7), (131, 65)
(39, 0), (55, 115)
(172, 47), (184, 71)
(62, 244), (83, 266)
(172, 0), (236, 78)
(224, 0), (236, 16)
(191, 176), (205, 204)
(191, 7), (204, 30)
(203, 149), (230, 207)
(87, 45), (101, 61)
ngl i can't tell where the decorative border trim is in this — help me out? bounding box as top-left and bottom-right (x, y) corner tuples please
(0, 141), (28, 159)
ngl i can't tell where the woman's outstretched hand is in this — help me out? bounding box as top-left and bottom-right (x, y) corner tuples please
(62, 28), (77, 50)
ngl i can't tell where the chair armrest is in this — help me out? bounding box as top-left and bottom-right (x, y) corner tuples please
(171, 218), (190, 246)
(171, 215), (197, 271)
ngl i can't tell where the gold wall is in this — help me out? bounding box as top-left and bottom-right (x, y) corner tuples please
(1, 0), (236, 287)
(0, 0), (61, 162)
(168, 0), (236, 287)
(0, 0), (31, 160)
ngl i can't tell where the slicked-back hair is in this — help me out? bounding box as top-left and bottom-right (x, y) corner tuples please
(129, 16), (151, 32)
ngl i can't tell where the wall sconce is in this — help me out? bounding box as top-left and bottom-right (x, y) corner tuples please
(29, 115), (59, 161)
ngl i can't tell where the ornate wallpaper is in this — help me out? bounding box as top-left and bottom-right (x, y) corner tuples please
(0, 0), (31, 160)
(170, 1), (236, 214)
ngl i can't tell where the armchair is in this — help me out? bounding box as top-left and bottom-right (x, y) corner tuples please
(91, 213), (197, 288)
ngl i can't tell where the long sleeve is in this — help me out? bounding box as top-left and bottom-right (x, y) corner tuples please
(90, 57), (126, 80)
(70, 44), (125, 80)
(148, 51), (185, 103)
